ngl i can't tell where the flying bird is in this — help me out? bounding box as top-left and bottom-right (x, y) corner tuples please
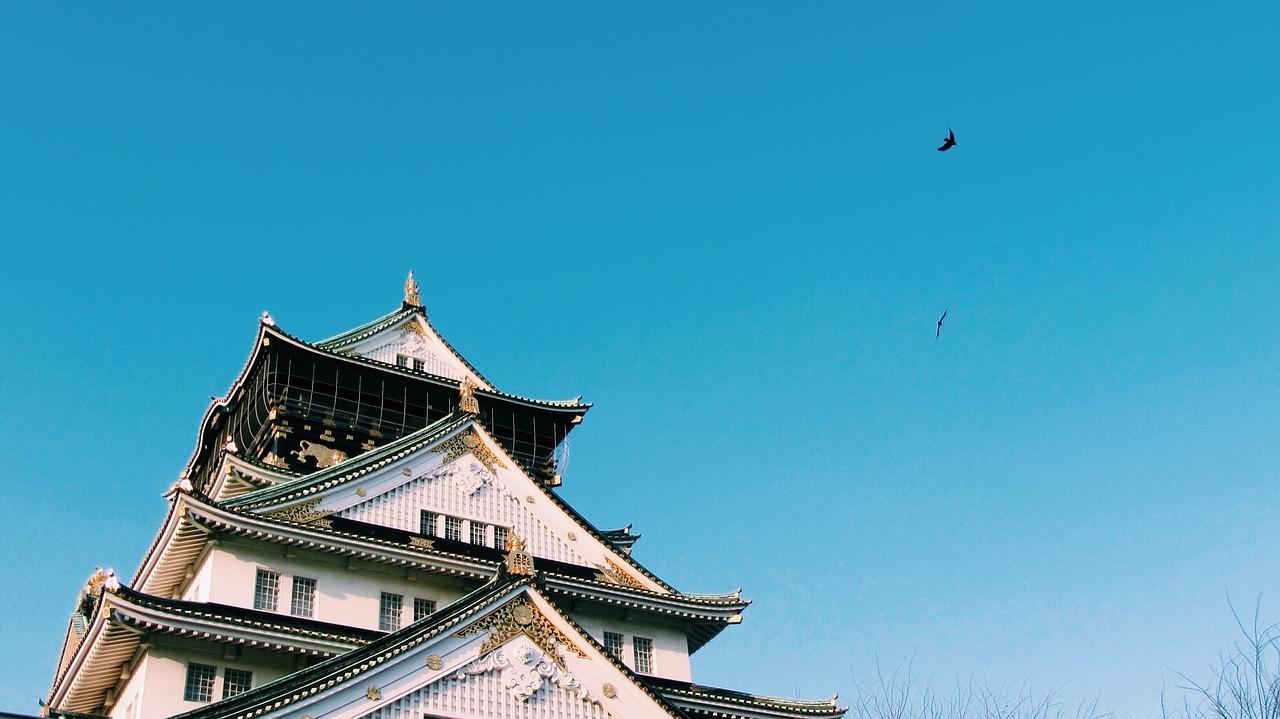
(936, 309), (947, 338)
(937, 128), (956, 152)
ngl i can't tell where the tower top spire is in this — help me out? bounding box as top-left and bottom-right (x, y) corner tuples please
(403, 270), (422, 309)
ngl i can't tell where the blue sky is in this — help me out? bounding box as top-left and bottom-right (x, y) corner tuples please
(1, 3), (1277, 717)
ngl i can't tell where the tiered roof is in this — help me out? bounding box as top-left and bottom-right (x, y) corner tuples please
(48, 279), (845, 719)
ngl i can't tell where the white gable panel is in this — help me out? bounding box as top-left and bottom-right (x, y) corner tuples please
(344, 316), (492, 390)
(361, 656), (610, 719)
(337, 456), (588, 566)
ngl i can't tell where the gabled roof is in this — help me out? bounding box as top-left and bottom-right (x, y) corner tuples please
(132, 492), (748, 644)
(48, 587), (385, 712)
(314, 306), (502, 391)
(274, 320), (588, 409)
(171, 577), (694, 719)
(221, 411), (678, 596)
(182, 313), (589, 492)
(222, 411), (471, 509)
(312, 307), (418, 350)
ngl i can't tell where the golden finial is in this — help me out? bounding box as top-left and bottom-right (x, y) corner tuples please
(458, 376), (479, 414)
(404, 270), (422, 308)
(503, 532), (535, 576)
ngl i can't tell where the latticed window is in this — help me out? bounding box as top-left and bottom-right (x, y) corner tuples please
(445, 516), (462, 542)
(253, 569), (279, 612)
(470, 521), (486, 545)
(183, 663), (217, 702)
(413, 597), (436, 622)
(493, 525), (509, 550)
(291, 577), (316, 617)
(379, 592), (403, 631)
(420, 510), (435, 536)
(633, 636), (654, 674)
(222, 668), (253, 699)
(603, 632), (624, 660)
(396, 354), (425, 371)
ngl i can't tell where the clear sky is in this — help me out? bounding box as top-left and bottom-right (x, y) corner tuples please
(1, 4), (1277, 718)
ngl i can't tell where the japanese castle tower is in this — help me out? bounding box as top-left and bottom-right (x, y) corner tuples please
(46, 274), (845, 719)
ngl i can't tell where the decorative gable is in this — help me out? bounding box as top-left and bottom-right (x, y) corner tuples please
(337, 448), (589, 567)
(169, 582), (687, 719)
(332, 314), (493, 391)
(231, 419), (667, 592)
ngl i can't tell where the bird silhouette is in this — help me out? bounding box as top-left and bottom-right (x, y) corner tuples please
(937, 128), (956, 152)
(936, 309), (947, 338)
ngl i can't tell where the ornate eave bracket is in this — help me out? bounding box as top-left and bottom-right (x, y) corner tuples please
(262, 498), (334, 528)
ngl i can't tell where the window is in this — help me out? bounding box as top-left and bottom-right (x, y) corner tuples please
(222, 668), (253, 699)
(603, 632), (624, 660)
(396, 354), (425, 371)
(379, 592), (403, 631)
(633, 636), (654, 673)
(445, 516), (462, 542)
(253, 569), (279, 612)
(291, 576), (316, 617)
(413, 597), (436, 622)
(183, 663), (217, 702)
(493, 525), (509, 550)
(470, 521), (486, 545)
(420, 510), (435, 536)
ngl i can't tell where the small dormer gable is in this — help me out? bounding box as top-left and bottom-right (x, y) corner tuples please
(314, 272), (493, 391)
(224, 416), (669, 595)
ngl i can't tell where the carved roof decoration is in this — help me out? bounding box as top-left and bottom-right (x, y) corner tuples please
(168, 578), (698, 719)
(128, 493), (747, 654)
(219, 412), (680, 596)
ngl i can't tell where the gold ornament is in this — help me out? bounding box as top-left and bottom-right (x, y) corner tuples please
(437, 430), (506, 474)
(263, 498), (333, 525)
(602, 684), (617, 699)
(455, 597), (585, 667)
(593, 558), (644, 588)
(458, 377), (480, 414)
(426, 654), (443, 670)
(504, 532), (535, 576)
(404, 270), (422, 308)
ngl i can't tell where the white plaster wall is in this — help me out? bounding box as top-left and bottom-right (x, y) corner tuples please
(108, 659), (146, 719)
(134, 641), (295, 719)
(180, 553), (214, 602)
(338, 465), (588, 566)
(569, 608), (691, 682)
(202, 539), (470, 631)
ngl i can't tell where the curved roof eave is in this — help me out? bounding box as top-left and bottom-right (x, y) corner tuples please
(181, 319), (589, 490)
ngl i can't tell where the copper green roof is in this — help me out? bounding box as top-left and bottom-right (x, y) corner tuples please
(645, 676), (846, 719)
(223, 411), (471, 510)
(313, 308), (418, 348)
(110, 586), (382, 645)
(313, 306), (498, 390)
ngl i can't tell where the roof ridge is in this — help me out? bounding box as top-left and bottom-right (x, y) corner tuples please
(223, 412), (471, 509)
(468, 413), (677, 594)
(111, 585), (382, 642)
(313, 308), (416, 348)
(645, 675), (845, 712)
